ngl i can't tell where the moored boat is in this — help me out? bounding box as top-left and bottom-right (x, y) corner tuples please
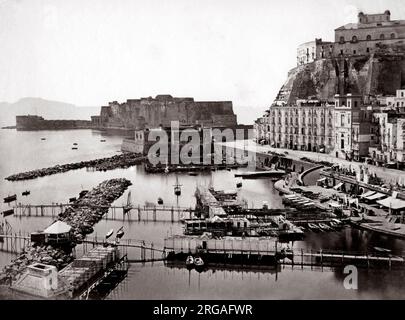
(174, 176), (182, 196)
(194, 256), (204, 268)
(307, 223), (320, 232)
(106, 229), (114, 239)
(318, 223), (332, 231)
(22, 190), (30, 196)
(186, 255), (194, 268)
(3, 194), (17, 203)
(116, 227), (125, 239)
(2, 209), (14, 217)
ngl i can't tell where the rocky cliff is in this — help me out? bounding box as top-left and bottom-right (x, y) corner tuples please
(275, 53), (405, 104)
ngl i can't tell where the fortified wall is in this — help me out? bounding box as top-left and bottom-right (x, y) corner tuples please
(16, 115), (93, 131)
(96, 95), (237, 130)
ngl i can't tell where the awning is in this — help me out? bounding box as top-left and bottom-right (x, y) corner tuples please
(333, 182), (344, 190)
(365, 192), (386, 201)
(43, 221), (72, 234)
(377, 197), (405, 210)
(361, 190), (376, 198)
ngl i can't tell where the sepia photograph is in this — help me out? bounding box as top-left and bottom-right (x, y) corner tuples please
(1, 0), (405, 306)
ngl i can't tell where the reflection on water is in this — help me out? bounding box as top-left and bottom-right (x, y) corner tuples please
(1, 129), (405, 299)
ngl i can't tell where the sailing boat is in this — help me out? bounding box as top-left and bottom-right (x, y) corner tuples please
(123, 191), (132, 214)
(173, 176), (182, 196)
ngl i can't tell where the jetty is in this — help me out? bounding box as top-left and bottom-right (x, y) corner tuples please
(0, 178), (131, 285)
(5, 153), (144, 181)
(234, 170), (286, 179)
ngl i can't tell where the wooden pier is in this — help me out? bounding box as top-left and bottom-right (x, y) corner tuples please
(12, 203), (197, 222)
(0, 233), (31, 254)
(279, 248), (405, 269)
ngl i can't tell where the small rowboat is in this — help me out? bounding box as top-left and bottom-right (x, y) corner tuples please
(194, 257), (204, 268)
(318, 223), (332, 231)
(116, 227), (125, 239)
(373, 246), (391, 253)
(307, 223), (320, 232)
(106, 229), (114, 239)
(186, 255), (194, 268)
(22, 190), (30, 196)
(3, 194), (17, 203)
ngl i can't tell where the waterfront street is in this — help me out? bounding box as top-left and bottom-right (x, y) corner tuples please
(223, 140), (405, 185)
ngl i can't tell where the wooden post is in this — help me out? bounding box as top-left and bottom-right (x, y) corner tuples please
(301, 248), (303, 268)
(153, 206), (156, 222)
(171, 207), (174, 223)
(138, 205), (141, 221)
(320, 249), (323, 267)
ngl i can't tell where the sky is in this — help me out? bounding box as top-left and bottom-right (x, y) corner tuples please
(1, 0), (404, 114)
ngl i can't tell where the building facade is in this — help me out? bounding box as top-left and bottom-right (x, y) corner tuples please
(369, 111), (405, 166)
(262, 99), (334, 153)
(296, 10), (405, 65)
(296, 39), (333, 66)
(333, 10), (405, 57)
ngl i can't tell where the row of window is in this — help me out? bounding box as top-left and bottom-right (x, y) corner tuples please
(339, 33), (396, 43)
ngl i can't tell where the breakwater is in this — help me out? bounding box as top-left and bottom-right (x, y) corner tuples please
(0, 178), (131, 285)
(5, 153), (144, 181)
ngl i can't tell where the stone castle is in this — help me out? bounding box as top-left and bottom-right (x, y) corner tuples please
(91, 95), (237, 130)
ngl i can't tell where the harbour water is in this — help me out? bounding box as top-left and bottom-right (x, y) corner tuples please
(1, 129), (405, 299)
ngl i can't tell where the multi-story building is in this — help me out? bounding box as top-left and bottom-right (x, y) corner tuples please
(253, 111), (270, 144)
(263, 99), (334, 152)
(296, 10), (405, 66)
(333, 94), (376, 161)
(296, 39), (333, 66)
(369, 111), (405, 166)
(385, 89), (405, 111)
(333, 10), (405, 57)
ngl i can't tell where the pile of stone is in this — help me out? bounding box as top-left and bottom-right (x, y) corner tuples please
(59, 178), (132, 243)
(5, 153), (144, 181)
(0, 178), (131, 285)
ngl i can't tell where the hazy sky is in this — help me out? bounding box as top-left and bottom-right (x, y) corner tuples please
(1, 0), (404, 110)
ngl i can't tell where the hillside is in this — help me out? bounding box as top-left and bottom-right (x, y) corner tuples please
(275, 52), (405, 104)
(0, 98), (99, 127)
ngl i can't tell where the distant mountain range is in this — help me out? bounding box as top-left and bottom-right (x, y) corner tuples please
(0, 97), (262, 127)
(0, 97), (100, 127)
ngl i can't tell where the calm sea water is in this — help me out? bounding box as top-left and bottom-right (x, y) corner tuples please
(1, 129), (405, 299)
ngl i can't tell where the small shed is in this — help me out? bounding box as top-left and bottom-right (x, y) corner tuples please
(43, 221), (72, 244)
